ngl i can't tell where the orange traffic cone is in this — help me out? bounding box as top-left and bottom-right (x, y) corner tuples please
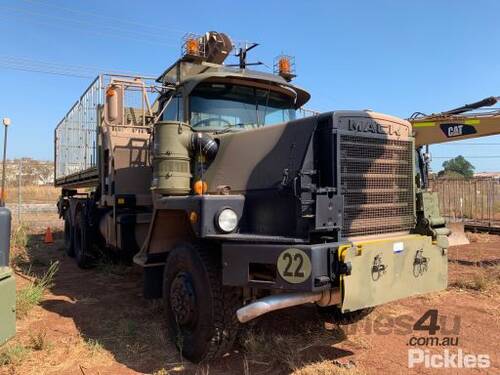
(44, 227), (54, 245)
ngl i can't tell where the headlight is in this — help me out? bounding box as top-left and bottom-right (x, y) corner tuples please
(216, 208), (238, 233)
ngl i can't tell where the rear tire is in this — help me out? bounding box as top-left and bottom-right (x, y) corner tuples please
(64, 211), (75, 257)
(73, 207), (94, 269)
(163, 243), (241, 363)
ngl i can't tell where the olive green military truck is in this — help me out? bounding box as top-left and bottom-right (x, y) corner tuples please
(55, 31), (449, 362)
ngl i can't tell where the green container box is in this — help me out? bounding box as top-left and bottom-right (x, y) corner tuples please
(0, 267), (16, 346)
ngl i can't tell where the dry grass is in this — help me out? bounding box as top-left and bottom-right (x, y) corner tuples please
(95, 254), (132, 277)
(240, 321), (347, 371)
(116, 318), (139, 339)
(16, 261), (59, 318)
(29, 331), (50, 351)
(3, 334), (115, 374)
(450, 266), (500, 292)
(466, 232), (496, 243)
(241, 329), (302, 369)
(10, 223), (29, 249)
(0, 344), (30, 366)
(4, 185), (60, 204)
(292, 360), (366, 375)
(84, 338), (105, 357)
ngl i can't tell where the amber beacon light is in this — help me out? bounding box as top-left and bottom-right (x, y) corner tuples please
(274, 55), (296, 81)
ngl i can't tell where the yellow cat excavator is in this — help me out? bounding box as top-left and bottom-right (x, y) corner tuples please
(410, 96), (500, 147)
(409, 96), (500, 245)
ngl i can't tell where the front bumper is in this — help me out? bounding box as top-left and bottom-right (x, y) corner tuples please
(223, 234), (448, 315)
(340, 234), (448, 313)
(222, 241), (338, 292)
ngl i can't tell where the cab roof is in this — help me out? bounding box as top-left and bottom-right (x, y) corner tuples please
(157, 58), (311, 109)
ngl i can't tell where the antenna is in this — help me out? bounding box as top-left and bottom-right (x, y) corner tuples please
(231, 42), (262, 69)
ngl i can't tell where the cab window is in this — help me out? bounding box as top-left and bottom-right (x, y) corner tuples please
(189, 83), (296, 130)
(162, 95), (183, 122)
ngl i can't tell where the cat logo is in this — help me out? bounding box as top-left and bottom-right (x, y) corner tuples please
(447, 125), (463, 136)
(440, 123), (477, 138)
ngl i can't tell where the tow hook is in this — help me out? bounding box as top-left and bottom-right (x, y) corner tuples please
(413, 249), (429, 277)
(339, 261), (352, 276)
(372, 254), (387, 281)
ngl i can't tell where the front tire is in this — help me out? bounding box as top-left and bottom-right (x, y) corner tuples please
(163, 243), (241, 363)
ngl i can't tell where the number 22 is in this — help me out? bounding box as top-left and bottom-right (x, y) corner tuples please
(283, 252), (304, 278)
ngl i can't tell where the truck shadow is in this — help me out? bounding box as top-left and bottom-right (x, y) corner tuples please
(20, 232), (355, 374)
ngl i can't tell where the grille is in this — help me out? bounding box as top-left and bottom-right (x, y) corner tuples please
(340, 135), (415, 237)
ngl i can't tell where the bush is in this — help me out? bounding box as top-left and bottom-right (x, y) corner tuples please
(11, 224), (28, 249)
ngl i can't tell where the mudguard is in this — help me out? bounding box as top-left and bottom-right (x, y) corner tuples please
(340, 234), (447, 313)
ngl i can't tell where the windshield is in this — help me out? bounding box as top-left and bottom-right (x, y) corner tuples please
(189, 83), (296, 130)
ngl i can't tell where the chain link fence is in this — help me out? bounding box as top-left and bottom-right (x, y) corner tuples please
(1, 159), (60, 227)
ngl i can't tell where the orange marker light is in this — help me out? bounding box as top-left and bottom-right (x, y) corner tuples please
(106, 87), (116, 97)
(193, 180), (207, 195)
(189, 211), (198, 224)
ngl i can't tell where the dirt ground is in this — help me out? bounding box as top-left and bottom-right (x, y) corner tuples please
(1, 215), (499, 375)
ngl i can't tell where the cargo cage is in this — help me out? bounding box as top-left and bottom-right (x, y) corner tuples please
(54, 74), (158, 187)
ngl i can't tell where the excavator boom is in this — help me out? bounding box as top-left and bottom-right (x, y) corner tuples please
(410, 96), (500, 147)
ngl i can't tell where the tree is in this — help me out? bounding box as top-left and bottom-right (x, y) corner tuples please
(438, 155), (475, 178)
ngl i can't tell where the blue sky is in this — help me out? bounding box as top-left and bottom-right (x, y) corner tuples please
(0, 0), (499, 172)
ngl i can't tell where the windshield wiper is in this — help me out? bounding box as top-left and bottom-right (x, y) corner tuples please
(215, 125), (239, 134)
(215, 123), (257, 134)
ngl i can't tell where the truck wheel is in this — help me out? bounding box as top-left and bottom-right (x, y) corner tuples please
(317, 305), (374, 325)
(73, 208), (94, 269)
(64, 212), (75, 257)
(163, 243), (241, 363)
